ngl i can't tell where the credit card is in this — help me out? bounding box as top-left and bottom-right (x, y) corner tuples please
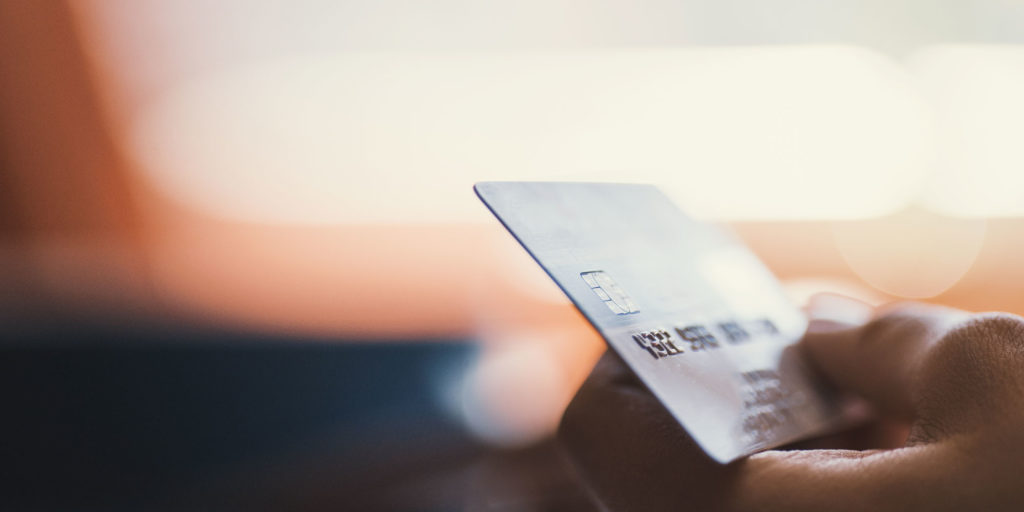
(475, 182), (849, 463)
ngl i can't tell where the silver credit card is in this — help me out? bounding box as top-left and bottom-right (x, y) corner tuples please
(475, 182), (848, 463)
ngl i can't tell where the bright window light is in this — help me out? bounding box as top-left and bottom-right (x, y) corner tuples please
(128, 47), (933, 223)
(910, 44), (1024, 218)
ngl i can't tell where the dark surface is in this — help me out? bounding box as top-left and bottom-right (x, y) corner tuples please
(0, 317), (596, 511)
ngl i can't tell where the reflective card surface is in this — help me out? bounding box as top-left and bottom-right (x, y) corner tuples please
(475, 182), (848, 463)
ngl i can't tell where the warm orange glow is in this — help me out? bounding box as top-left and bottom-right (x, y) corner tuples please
(146, 216), (561, 338)
(831, 208), (987, 298)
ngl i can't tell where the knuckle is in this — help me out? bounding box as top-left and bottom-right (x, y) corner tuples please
(932, 313), (1024, 367)
(913, 313), (1024, 438)
(967, 313), (1024, 347)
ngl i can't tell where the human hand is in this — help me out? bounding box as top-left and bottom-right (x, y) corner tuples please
(558, 298), (1024, 511)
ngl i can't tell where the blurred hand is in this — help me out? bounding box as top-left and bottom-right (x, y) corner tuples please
(558, 298), (1024, 511)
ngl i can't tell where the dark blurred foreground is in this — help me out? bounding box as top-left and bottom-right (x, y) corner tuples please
(0, 315), (595, 511)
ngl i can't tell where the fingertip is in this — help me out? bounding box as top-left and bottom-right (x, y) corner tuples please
(800, 295), (873, 375)
(799, 320), (861, 370)
(805, 293), (874, 326)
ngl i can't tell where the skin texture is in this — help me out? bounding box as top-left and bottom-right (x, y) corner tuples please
(558, 298), (1024, 511)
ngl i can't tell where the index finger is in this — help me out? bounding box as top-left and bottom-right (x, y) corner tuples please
(801, 300), (968, 419)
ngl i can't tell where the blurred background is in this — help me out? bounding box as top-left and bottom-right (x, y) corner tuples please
(3, 1), (1024, 510)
